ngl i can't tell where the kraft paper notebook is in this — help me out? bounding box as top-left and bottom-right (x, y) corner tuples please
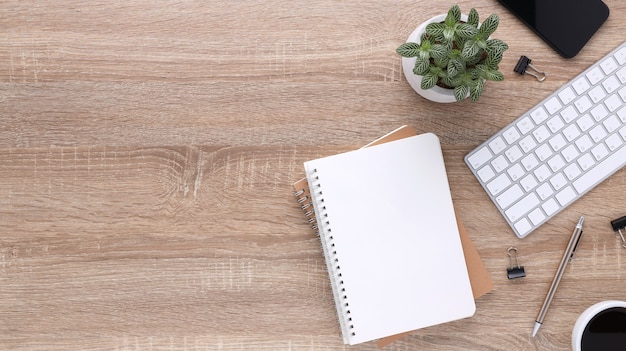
(301, 131), (476, 345)
(293, 125), (492, 347)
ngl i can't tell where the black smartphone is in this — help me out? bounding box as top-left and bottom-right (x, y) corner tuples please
(497, 0), (610, 58)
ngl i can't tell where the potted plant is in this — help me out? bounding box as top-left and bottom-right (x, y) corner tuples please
(397, 4), (509, 102)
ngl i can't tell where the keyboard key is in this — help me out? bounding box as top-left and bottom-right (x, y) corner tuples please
(546, 115), (565, 133)
(521, 153), (539, 171)
(542, 198), (559, 216)
(561, 144), (580, 163)
(520, 135), (537, 153)
(477, 165), (496, 182)
(514, 218), (533, 237)
(605, 94), (623, 112)
(590, 104), (609, 121)
(496, 184), (524, 209)
(547, 154), (566, 172)
(548, 134), (567, 151)
(531, 107), (549, 124)
(528, 208), (546, 225)
(572, 76), (591, 94)
(618, 66), (626, 83)
(517, 116), (534, 134)
(601, 57), (618, 74)
(605, 133), (623, 151)
(550, 172), (567, 191)
(503, 126), (521, 144)
(616, 47), (626, 65)
(591, 143), (609, 161)
(520, 174), (538, 191)
(589, 125), (607, 142)
(577, 153), (595, 171)
(533, 125), (550, 143)
(564, 163), (582, 180)
(603, 115), (620, 133)
(586, 66), (605, 85)
(468, 146), (491, 169)
(561, 105), (579, 123)
(603, 75), (621, 94)
(575, 135), (593, 152)
(536, 183), (554, 200)
(619, 126), (626, 140)
(487, 173), (511, 195)
(576, 113), (594, 131)
(545, 97), (562, 114)
(563, 124), (581, 141)
(588, 85), (606, 103)
(535, 144), (553, 162)
(575, 95), (593, 113)
(558, 87), (576, 105)
(619, 86), (626, 101)
(488, 136), (506, 154)
(505, 193), (540, 222)
(555, 186), (577, 206)
(505, 145), (523, 163)
(534, 164), (551, 182)
(507, 163), (525, 181)
(491, 155), (509, 172)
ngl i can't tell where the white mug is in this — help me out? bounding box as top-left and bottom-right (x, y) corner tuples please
(572, 300), (626, 351)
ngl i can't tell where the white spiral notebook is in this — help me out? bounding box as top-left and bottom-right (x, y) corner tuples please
(304, 133), (476, 345)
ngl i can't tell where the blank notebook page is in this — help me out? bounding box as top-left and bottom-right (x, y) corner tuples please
(304, 133), (475, 345)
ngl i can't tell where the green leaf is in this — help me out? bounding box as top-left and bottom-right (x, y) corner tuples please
(396, 42), (421, 57)
(486, 39), (509, 55)
(413, 58), (430, 75)
(430, 44), (447, 59)
(421, 72), (438, 90)
(470, 79), (485, 102)
(456, 23), (477, 39)
(442, 75), (455, 87)
(478, 14), (499, 37)
(486, 50), (504, 66)
(433, 56), (450, 69)
(466, 52), (484, 66)
(448, 48), (462, 60)
(454, 85), (469, 101)
(445, 4), (461, 25)
(443, 25), (456, 42)
(425, 23), (446, 38)
(468, 66), (481, 80)
(448, 59), (464, 77)
(467, 8), (479, 26)
(461, 40), (480, 59)
(430, 66), (444, 77)
(485, 69), (504, 81)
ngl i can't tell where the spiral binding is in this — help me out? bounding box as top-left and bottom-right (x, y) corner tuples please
(305, 168), (356, 340)
(294, 187), (318, 231)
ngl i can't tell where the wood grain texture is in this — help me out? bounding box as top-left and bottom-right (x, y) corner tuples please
(1, 0), (625, 349)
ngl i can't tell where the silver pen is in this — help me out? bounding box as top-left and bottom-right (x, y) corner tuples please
(532, 216), (585, 337)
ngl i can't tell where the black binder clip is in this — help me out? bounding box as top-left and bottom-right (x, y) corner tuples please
(507, 247), (526, 279)
(514, 55), (547, 82)
(609, 215), (626, 249)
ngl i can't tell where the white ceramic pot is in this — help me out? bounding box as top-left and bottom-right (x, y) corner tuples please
(571, 300), (626, 350)
(401, 14), (469, 103)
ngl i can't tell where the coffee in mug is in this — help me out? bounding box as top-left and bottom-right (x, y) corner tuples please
(572, 300), (626, 351)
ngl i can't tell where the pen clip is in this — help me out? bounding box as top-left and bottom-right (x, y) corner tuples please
(569, 217), (585, 261)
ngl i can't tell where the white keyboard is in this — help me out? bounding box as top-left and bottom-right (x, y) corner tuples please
(465, 41), (626, 238)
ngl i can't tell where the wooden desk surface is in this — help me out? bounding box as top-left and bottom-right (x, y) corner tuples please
(1, 1), (625, 349)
